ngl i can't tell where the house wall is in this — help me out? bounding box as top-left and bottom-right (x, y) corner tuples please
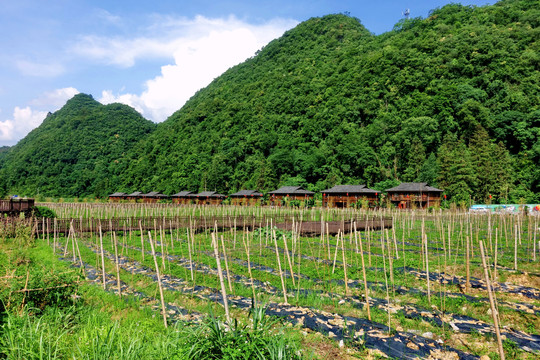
(270, 194), (313, 206)
(389, 192), (441, 209)
(172, 198), (192, 205)
(230, 197), (261, 206)
(194, 198), (224, 205)
(323, 194), (377, 208)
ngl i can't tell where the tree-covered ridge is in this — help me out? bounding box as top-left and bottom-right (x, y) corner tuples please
(118, 0), (538, 202)
(0, 94), (157, 198)
(0, 0), (538, 203)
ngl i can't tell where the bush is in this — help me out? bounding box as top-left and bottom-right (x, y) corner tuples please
(182, 305), (302, 360)
(31, 206), (57, 219)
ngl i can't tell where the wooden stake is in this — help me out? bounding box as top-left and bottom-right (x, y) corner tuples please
(99, 225), (106, 290)
(113, 231), (122, 298)
(466, 235), (470, 293)
(356, 222), (371, 320)
(283, 235), (296, 286)
(480, 240), (505, 360)
(273, 229), (288, 304)
(148, 232), (168, 328)
(220, 235), (233, 292)
(211, 232), (231, 323)
(340, 231), (349, 296)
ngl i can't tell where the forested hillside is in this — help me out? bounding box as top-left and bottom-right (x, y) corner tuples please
(0, 0), (538, 203)
(0, 94), (156, 198)
(117, 0), (538, 203)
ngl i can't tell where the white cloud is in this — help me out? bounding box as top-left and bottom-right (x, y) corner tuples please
(0, 87), (79, 146)
(99, 15), (297, 121)
(29, 87), (79, 108)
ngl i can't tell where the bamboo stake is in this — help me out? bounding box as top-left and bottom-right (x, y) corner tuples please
(139, 220), (144, 262)
(283, 235), (296, 286)
(332, 232), (340, 274)
(186, 228), (194, 283)
(514, 224), (518, 271)
(113, 232), (122, 298)
(425, 233), (431, 304)
(211, 232), (231, 323)
(273, 229), (288, 304)
(480, 240), (505, 360)
(99, 225), (106, 290)
(380, 232), (391, 334)
(220, 235), (233, 292)
(340, 231), (349, 296)
(356, 222), (371, 320)
(148, 232), (168, 328)
(466, 235), (470, 293)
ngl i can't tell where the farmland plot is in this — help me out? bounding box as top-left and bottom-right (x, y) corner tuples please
(25, 205), (540, 358)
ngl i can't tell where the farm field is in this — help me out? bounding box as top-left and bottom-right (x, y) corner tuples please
(2, 204), (540, 359)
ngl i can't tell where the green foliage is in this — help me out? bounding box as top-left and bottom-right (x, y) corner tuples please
(182, 306), (301, 360)
(1, 1), (539, 203)
(31, 206), (57, 219)
(0, 94), (156, 198)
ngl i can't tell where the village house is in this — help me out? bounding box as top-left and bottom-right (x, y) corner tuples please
(229, 190), (263, 206)
(108, 192), (127, 202)
(267, 186), (314, 206)
(321, 185), (379, 208)
(125, 191), (144, 202)
(171, 191), (193, 205)
(192, 191), (226, 205)
(385, 182), (443, 209)
(141, 191), (168, 203)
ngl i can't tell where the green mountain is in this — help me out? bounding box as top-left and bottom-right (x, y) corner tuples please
(119, 0), (539, 203)
(1, 0), (538, 203)
(0, 94), (156, 198)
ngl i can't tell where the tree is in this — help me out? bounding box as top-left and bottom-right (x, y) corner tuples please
(437, 133), (476, 203)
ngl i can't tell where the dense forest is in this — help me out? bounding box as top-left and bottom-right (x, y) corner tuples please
(0, 0), (538, 203)
(0, 94), (156, 197)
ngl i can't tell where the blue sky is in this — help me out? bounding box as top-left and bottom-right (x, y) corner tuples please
(0, 0), (495, 146)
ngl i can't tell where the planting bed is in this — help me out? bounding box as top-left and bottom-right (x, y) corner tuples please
(33, 205), (540, 358)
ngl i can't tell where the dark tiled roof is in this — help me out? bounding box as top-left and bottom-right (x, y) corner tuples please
(171, 191), (192, 197)
(126, 191), (143, 197)
(229, 190), (263, 197)
(108, 192), (127, 197)
(321, 185), (378, 194)
(143, 191), (168, 198)
(193, 191), (226, 198)
(268, 186), (315, 195)
(386, 182), (443, 192)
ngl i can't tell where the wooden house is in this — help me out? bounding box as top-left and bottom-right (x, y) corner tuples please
(229, 190), (263, 206)
(321, 185), (378, 208)
(108, 192), (127, 202)
(385, 182), (443, 209)
(171, 191), (193, 205)
(125, 191), (144, 202)
(192, 191), (226, 205)
(267, 186), (314, 206)
(0, 198), (35, 216)
(141, 191), (168, 203)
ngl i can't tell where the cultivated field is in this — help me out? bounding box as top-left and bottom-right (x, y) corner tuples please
(3, 204), (540, 359)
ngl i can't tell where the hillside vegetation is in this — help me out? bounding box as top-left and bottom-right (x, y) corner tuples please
(0, 0), (538, 203)
(0, 94), (156, 198)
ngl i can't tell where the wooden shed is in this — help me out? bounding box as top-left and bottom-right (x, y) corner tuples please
(229, 190), (263, 206)
(267, 186), (314, 207)
(171, 191), (193, 205)
(321, 185), (378, 208)
(142, 191), (168, 203)
(385, 182), (443, 209)
(108, 192), (127, 202)
(125, 191), (144, 203)
(192, 191), (226, 205)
